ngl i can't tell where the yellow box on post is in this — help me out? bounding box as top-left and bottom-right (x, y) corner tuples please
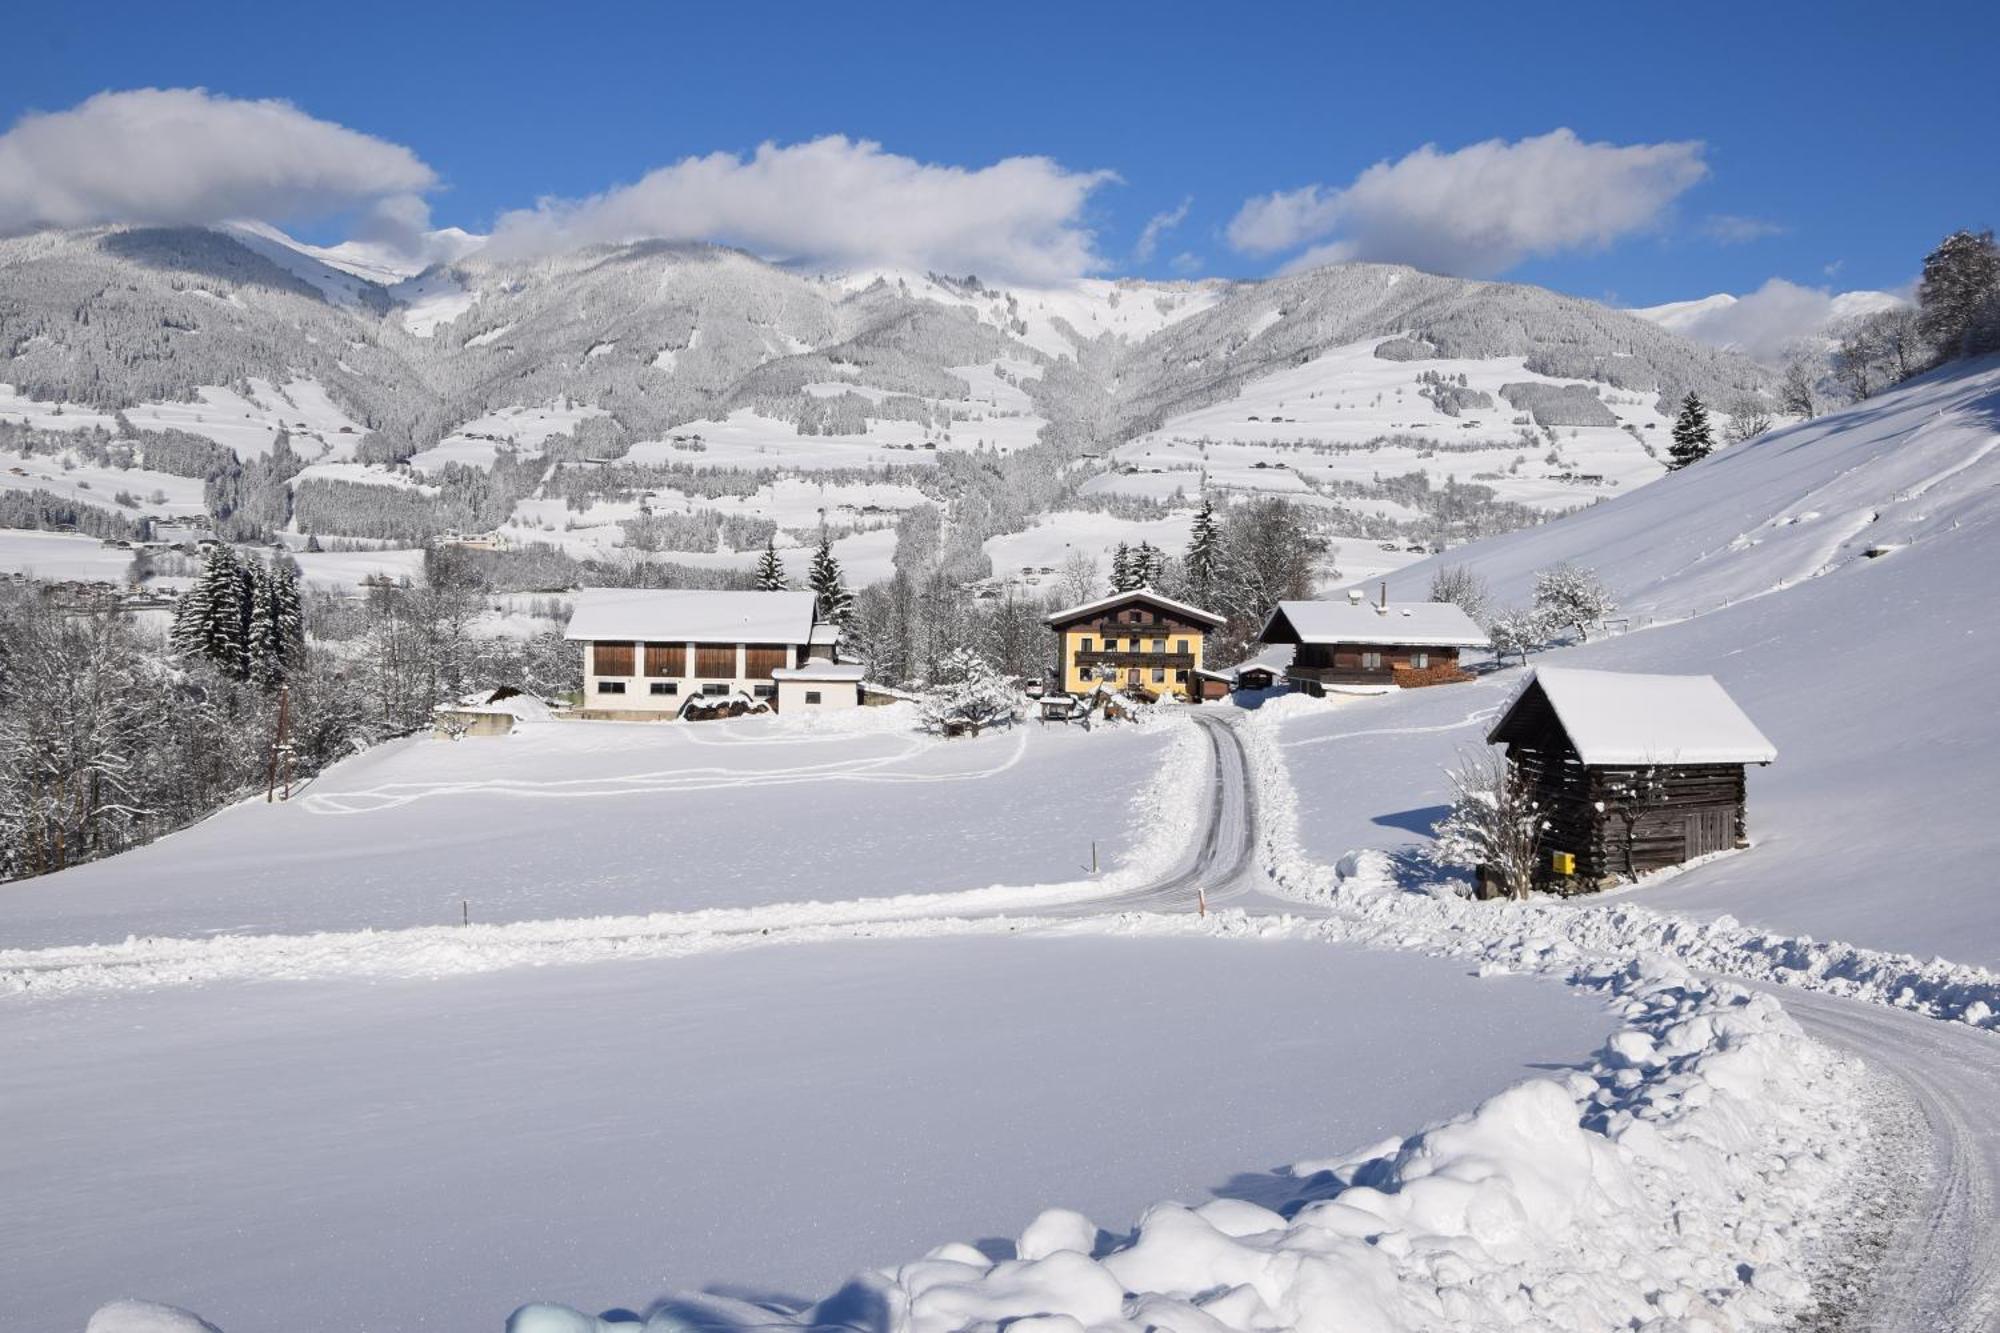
(1550, 850), (1576, 877)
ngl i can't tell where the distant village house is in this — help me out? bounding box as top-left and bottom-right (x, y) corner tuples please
(1486, 667), (1777, 890)
(1044, 588), (1224, 702)
(1259, 588), (1487, 692)
(564, 589), (860, 720)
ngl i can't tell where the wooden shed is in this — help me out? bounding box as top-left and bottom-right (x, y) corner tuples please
(1487, 667), (1777, 889)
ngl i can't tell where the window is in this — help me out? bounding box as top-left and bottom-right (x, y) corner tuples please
(1175, 669), (1189, 682)
(1176, 639), (1191, 655)
(752, 683), (776, 699)
(649, 681), (677, 696)
(1411, 652), (1429, 669)
(1080, 637), (1094, 653)
(1103, 636), (1119, 652)
(701, 683), (728, 696)
(596, 680), (626, 695)
(1151, 638), (1165, 653)
(1361, 651), (1384, 670)
(1152, 667), (1166, 683)
(804, 690), (822, 704)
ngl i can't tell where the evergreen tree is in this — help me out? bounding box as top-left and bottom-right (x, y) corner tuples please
(1110, 542), (1140, 593)
(1667, 392), (1714, 470)
(1134, 542), (1166, 589)
(170, 544), (252, 679)
(244, 556), (305, 687)
(1917, 229), (2000, 361)
(1184, 495), (1220, 605)
(754, 538), (787, 592)
(808, 531), (852, 625)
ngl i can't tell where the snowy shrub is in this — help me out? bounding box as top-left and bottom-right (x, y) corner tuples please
(919, 648), (1019, 736)
(1431, 747), (1544, 898)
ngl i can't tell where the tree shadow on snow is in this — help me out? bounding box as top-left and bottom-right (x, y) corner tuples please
(1372, 805), (1449, 838)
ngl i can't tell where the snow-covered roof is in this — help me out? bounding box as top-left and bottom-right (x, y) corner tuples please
(563, 589), (818, 645)
(1492, 667), (1777, 766)
(1044, 586), (1225, 628)
(1259, 599), (1489, 648)
(771, 663), (867, 681)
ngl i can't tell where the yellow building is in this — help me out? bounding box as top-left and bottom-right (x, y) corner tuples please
(1044, 588), (1225, 701)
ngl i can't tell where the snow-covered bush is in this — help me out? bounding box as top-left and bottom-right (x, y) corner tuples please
(1431, 746), (1543, 898)
(919, 648), (1019, 736)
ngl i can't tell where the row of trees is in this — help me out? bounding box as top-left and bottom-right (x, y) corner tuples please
(1427, 561), (1619, 661)
(1803, 229), (2000, 413)
(0, 560), (581, 882)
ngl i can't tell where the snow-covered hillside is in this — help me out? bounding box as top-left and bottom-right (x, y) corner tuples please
(1306, 355), (2000, 964)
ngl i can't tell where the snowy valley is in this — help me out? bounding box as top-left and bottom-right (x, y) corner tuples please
(3, 347), (1999, 1331)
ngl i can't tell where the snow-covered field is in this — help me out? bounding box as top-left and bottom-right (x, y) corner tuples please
(0, 712), (1187, 948)
(1, 378), (365, 462)
(0, 528), (137, 582)
(0, 933), (1610, 1332)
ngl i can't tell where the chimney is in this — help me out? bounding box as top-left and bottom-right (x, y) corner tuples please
(1377, 580), (1389, 614)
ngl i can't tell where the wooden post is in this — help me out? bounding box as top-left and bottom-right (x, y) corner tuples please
(265, 684), (290, 803)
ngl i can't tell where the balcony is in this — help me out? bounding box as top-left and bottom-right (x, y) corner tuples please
(1074, 651), (1196, 671)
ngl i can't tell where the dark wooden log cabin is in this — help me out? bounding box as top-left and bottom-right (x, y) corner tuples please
(1486, 667), (1777, 890)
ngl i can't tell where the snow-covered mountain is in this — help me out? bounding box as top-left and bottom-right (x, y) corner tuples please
(1630, 284), (1907, 364)
(0, 224), (1775, 590)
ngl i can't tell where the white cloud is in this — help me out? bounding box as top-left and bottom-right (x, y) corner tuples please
(1700, 213), (1788, 245)
(1634, 277), (1908, 363)
(489, 136), (1115, 284)
(1226, 128), (1709, 278)
(1168, 251), (1203, 276)
(0, 88), (435, 236)
(1133, 196), (1191, 263)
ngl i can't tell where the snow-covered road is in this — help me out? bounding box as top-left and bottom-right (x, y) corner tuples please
(1764, 987), (2000, 1332)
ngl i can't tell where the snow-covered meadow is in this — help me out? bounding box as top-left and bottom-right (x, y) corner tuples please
(0, 710), (1189, 949)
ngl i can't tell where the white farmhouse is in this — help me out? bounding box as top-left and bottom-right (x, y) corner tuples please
(563, 589), (861, 719)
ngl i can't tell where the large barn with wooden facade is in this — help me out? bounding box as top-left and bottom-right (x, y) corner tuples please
(1259, 589), (1489, 692)
(1487, 667), (1777, 890)
(1045, 588), (1224, 702)
(564, 589), (857, 720)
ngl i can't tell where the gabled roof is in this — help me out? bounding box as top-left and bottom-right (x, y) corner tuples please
(564, 589), (818, 644)
(1044, 586), (1225, 629)
(1259, 599), (1489, 648)
(1489, 667), (1777, 766)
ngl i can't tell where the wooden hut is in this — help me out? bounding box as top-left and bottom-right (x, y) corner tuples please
(1259, 590), (1486, 693)
(1486, 667), (1777, 889)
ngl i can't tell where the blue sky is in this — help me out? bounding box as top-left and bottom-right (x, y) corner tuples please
(2, 0), (1994, 305)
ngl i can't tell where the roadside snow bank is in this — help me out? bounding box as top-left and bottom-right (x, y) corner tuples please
(0, 719), (1210, 997)
(1238, 704), (2000, 1033)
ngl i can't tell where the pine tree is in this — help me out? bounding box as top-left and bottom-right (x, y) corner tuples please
(1135, 542), (1166, 589)
(244, 556), (305, 687)
(754, 538), (787, 592)
(808, 532), (852, 625)
(1184, 495), (1220, 604)
(1110, 542), (1140, 593)
(1667, 392), (1713, 470)
(171, 544), (252, 679)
